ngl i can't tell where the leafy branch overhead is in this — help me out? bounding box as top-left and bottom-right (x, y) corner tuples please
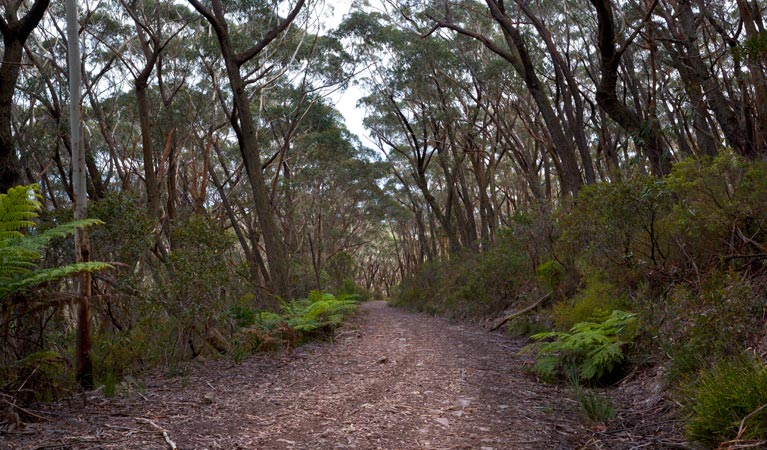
(0, 185), (111, 301)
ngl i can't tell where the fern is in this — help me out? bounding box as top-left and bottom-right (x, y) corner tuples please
(0, 184), (110, 301)
(522, 310), (637, 382)
(0, 185), (40, 240)
(283, 291), (358, 333)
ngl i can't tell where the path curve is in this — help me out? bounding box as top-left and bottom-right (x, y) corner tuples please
(3, 301), (584, 450)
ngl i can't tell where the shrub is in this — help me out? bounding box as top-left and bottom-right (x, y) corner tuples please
(536, 259), (565, 293)
(552, 276), (630, 331)
(685, 356), (767, 446)
(391, 231), (530, 319)
(0, 350), (70, 403)
(522, 310), (638, 382)
(659, 273), (765, 383)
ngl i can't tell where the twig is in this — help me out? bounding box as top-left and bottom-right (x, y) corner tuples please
(135, 417), (178, 450)
(717, 403), (767, 449)
(489, 292), (552, 332)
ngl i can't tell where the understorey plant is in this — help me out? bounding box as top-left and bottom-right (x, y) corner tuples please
(521, 310), (638, 383)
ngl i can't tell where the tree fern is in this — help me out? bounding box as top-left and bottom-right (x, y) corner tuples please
(0, 184), (40, 240)
(521, 310), (637, 382)
(0, 184), (110, 301)
(283, 291), (358, 333)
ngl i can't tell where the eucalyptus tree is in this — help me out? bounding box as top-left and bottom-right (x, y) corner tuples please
(110, 0), (187, 223)
(0, 0), (50, 193)
(187, 0), (308, 299)
(285, 97), (389, 289)
(590, 0), (671, 176)
(426, 0), (588, 195)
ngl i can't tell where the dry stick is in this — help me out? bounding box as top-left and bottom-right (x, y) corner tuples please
(717, 403), (767, 450)
(135, 417), (178, 450)
(488, 292), (552, 332)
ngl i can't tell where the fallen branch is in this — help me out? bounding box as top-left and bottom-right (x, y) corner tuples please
(136, 417), (178, 450)
(489, 292), (552, 332)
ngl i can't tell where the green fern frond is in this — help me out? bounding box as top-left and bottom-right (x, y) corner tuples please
(0, 262), (113, 300)
(521, 310), (638, 382)
(0, 184), (40, 240)
(0, 184), (110, 301)
(24, 219), (105, 250)
(0, 245), (40, 277)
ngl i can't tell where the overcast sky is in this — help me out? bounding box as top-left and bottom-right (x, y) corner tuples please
(320, 0), (374, 147)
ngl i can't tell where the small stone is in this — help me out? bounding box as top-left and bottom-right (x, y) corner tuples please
(434, 417), (450, 427)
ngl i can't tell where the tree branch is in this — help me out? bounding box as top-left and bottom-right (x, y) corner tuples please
(234, 0), (306, 66)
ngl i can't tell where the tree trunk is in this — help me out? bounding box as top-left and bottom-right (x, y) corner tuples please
(591, 0), (671, 176)
(187, 0), (302, 299)
(66, 0), (93, 389)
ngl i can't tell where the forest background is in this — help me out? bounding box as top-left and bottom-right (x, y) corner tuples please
(2, 0), (767, 446)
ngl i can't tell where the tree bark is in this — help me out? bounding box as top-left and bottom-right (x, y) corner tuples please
(65, 0), (93, 389)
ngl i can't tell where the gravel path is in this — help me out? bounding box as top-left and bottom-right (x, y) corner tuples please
(2, 301), (585, 450)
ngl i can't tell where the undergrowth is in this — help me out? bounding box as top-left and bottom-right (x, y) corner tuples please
(230, 291), (361, 359)
(684, 356), (767, 446)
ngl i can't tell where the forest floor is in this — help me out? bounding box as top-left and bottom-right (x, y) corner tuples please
(2, 301), (687, 450)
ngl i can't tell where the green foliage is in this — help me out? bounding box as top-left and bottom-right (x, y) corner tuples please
(504, 316), (548, 338)
(577, 389), (615, 424)
(536, 259), (564, 292)
(685, 356), (767, 446)
(664, 152), (767, 272)
(0, 184), (39, 241)
(102, 372), (118, 398)
(0, 185), (110, 301)
(661, 273), (764, 381)
(228, 291), (359, 361)
(569, 369), (615, 424)
(392, 232), (530, 319)
(558, 176), (671, 285)
(523, 310), (638, 382)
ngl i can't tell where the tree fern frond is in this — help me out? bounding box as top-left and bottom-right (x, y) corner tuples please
(0, 184), (110, 302)
(0, 245), (40, 277)
(0, 262), (113, 300)
(25, 219), (105, 249)
(0, 185), (40, 238)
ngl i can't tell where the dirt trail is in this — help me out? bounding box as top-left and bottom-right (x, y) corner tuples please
(3, 301), (586, 450)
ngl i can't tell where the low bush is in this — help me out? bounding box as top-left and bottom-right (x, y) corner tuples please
(552, 276), (630, 331)
(228, 291), (359, 362)
(283, 290), (359, 335)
